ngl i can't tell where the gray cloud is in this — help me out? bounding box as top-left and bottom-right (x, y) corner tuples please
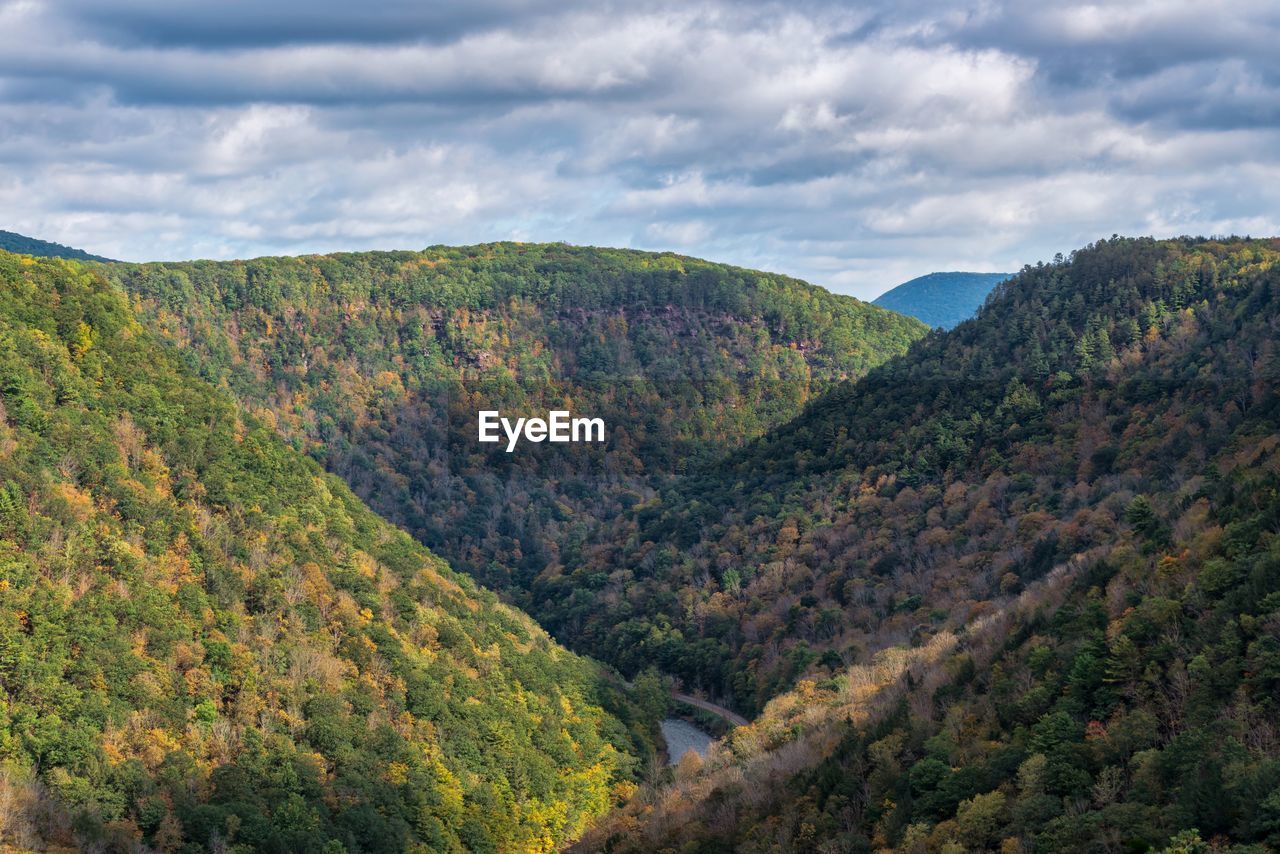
(57, 0), (650, 48)
(0, 0), (1277, 297)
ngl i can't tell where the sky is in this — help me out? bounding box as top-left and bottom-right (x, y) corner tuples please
(1, 1), (1278, 299)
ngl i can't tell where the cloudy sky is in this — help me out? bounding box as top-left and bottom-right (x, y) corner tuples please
(2, 0), (1277, 298)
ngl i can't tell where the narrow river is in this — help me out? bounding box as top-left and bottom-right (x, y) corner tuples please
(660, 718), (715, 766)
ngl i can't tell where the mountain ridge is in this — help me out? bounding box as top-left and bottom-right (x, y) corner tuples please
(0, 229), (114, 262)
(6, 234), (1277, 851)
(98, 241), (927, 607)
(575, 235), (1280, 852)
(873, 270), (1011, 329)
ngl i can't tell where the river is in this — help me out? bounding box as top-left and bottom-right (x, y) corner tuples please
(660, 718), (715, 766)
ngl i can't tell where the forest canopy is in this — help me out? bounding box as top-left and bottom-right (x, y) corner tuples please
(101, 241), (924, 627)
(0, 251), (649, 852)
(576, 236), (1280, 853)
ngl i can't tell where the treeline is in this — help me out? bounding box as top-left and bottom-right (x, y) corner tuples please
(0, 252), (652, 852)
(0, 229), (112, 262)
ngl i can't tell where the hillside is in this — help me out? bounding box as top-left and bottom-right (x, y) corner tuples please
(573, 236), (1280, 851)
(533, 237), (1277, 709)
(100, 243), (926, 603)
(0, 251), (648, 852)
(0, 229), (113, 262)
(873, 271), (1010, 329)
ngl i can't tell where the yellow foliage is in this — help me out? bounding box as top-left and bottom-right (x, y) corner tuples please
(144, 728), (181, 767)
(69, 321), (94, 359)
(51, 482), (94, 522)
(611, 779), (638, 804)
(353, 551), (379, 579)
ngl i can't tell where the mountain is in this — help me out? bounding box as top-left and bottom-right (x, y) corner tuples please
(109, 238), (1280, 849)
(30, 233), (1277, 850)
(575, 236), (1280, 852)
(0, 229), (113, 262)
(99, 243), (927, 605)
(0, 251), (649, 852)
(873, 271), (1010, 328)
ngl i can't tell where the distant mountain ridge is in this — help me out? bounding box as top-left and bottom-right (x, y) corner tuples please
(0, 229), (113, 262)
(873, 270), (1010, 328)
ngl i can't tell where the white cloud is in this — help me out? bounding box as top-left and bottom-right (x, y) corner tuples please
(0, 0), (1277, 297)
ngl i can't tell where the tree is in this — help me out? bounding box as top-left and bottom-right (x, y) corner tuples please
(632, 667), (669, 724)
(956, 791), (1007, 849)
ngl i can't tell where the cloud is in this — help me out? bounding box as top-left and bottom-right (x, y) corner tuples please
(0, 0), (1277, 297)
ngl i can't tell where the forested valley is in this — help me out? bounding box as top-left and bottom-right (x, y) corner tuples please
(103, 243), (922, 623)
(1, 236), (1276, 852)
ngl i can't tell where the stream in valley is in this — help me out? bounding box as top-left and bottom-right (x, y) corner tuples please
(660, 718), (715, 765)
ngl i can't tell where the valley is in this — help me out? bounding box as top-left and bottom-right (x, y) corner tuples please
(0, 235), (1276, 852)
(98, 242), (924, 647)
(4, 1), (1274, 850)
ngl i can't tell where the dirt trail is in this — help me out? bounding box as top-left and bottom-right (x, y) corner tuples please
(670, 691), (749, 727)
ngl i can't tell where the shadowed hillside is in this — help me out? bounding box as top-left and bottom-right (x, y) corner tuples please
(575, 236), (1280, 852)
(100, 243), (926, 604)
(0, 229), (113, 262)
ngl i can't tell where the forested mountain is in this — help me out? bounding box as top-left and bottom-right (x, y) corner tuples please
(0, 251), (649, 852)
(0, 229), (113, 262)
(873, 271), (1010, 329)
(21, 233), (1275, 852)
(574, 236), (1280, 852)
(100, 243), (926, 604)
